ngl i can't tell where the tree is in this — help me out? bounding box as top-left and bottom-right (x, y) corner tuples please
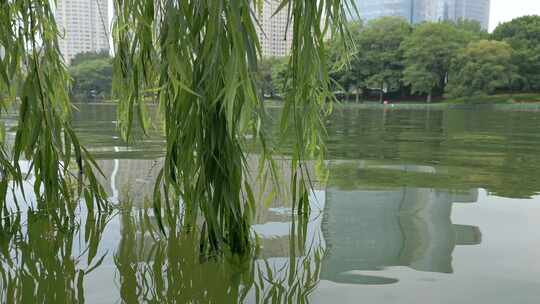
(257, 57), (282, 99)
(401, 22), (467, 102)
(328, 21), (365, 100)
(0, 1), (108, 216)
(492, 15), (540, 91)
(270, 56), (291, 97)
(453, 19), (489, 40)
(358, 17), (411, 103)
(1, 0), (355, 255)
(446, 40), (519, 97)
(69, 52), (113, 100)
(112, 0), (355, 253)
(70, 51), (110, 66)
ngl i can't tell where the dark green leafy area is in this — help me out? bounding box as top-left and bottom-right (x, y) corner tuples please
(112, 0), (356, 255)
(0, 210), (113, 303)
(492, 15), (540, 91)
(0, 1), (109, 218)
(69, 52), (113, 101)
(263, 17), (540, 103)
(447, 40), (520, 98)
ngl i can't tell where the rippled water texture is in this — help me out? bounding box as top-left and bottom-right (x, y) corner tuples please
(1, 103), (540, 303)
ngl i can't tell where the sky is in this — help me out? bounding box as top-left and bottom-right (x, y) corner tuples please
(490, 0), (540, 31)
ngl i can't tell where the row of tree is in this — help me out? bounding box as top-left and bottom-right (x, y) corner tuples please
(261, 15), (540, 103)
(62, 16), (540, 103)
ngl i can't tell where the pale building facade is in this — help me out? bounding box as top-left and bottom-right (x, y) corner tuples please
(255, 1), (293, 58)
(55, 0), (110, 64)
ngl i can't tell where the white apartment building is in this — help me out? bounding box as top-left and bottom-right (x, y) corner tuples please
(55, 0), (110, 64)
(255, 1), (293, 58)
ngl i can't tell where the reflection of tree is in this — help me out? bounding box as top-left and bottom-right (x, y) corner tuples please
(0, 205), (325, 303)
(325, 108), (540, 199)
(115, 208), (324, 303)
(0, 211), (111, 303)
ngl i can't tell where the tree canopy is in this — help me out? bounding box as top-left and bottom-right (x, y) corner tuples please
(359, 17), (411, 102)
(69, 52), (113, 100)
(400, 22), (467, 102)
(0, 0), (107, 216)
(447, 40), (519, 97)
(492, 15), (540, 91)
(0, 0), (358, 254)
(310, 17), (538, 103)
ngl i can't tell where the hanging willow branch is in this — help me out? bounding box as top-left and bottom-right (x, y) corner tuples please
(0, 0), (108, 217)
(113, 0), (355, 254)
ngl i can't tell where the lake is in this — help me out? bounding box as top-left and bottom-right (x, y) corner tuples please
(1, 103), (540, 303)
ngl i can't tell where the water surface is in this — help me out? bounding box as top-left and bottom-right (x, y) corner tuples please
(2, 103), (540, 303)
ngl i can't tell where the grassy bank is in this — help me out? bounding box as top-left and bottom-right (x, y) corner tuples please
(327, 93), (540, 109)
(445, 93), (540, 104)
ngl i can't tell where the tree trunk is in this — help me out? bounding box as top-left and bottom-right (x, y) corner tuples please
(427, 91), (432, 103)
(355, 87), (360, 103)
(379, 81), (384, 104)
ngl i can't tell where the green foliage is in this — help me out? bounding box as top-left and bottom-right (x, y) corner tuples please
(0, 1), (108, 217)
(447, 40), (519, 97)
(270, 57), (291, 97)
(258, 57), (282, 98)
(327, 21), (364, 93)
(401, 22), (466, 102)
(358, 17), (411, 101)
(492, 15), (540, 91)
(113, 207), (323, 303)
(69, 54), (113, 101)
(70, 51), (110, 66)
(0, 211), (112, 303)
(112, 0), (355, 254)
(264, 17), (540, 103)
(492, 15), (540, 46)
(452, 19), (489, 40)
(279, 0), (355, 218)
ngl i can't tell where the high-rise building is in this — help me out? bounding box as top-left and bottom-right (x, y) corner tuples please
(449, 0), (491, 30)
(354, 0), (490, 29)
(255, 1), (293, 58)
(355, 0), (417, 23)
(55, 0), (110, 64)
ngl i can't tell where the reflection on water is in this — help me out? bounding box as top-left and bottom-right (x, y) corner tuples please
(0, 156), (486, 301)
(113, 204), (325, 303)
(0, 211), (112, 303)
(322, 162), (481, 285)
(0, 196), (326, 303)
(2, 104), (540, 302)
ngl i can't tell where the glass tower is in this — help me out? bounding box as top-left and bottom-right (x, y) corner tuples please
(354, 0), (416, 23)
(354, 0), (490, 29)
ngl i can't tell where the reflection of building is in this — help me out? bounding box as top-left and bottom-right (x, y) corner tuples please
(320, 186), (480, 284)
(97, 158), (161, 204)
(55, 0), (109, 63)
(354, 0), (490, 29)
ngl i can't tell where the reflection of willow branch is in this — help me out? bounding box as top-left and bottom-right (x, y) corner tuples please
(115, 208), (324, 303)
(252, 213), (324, 304)
(0, 211), (112, 303)
(115, 207), (255, 303)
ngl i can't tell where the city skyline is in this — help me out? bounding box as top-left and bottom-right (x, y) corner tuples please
(56, 0), (538, 63)
(353, 0), (491, 29)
